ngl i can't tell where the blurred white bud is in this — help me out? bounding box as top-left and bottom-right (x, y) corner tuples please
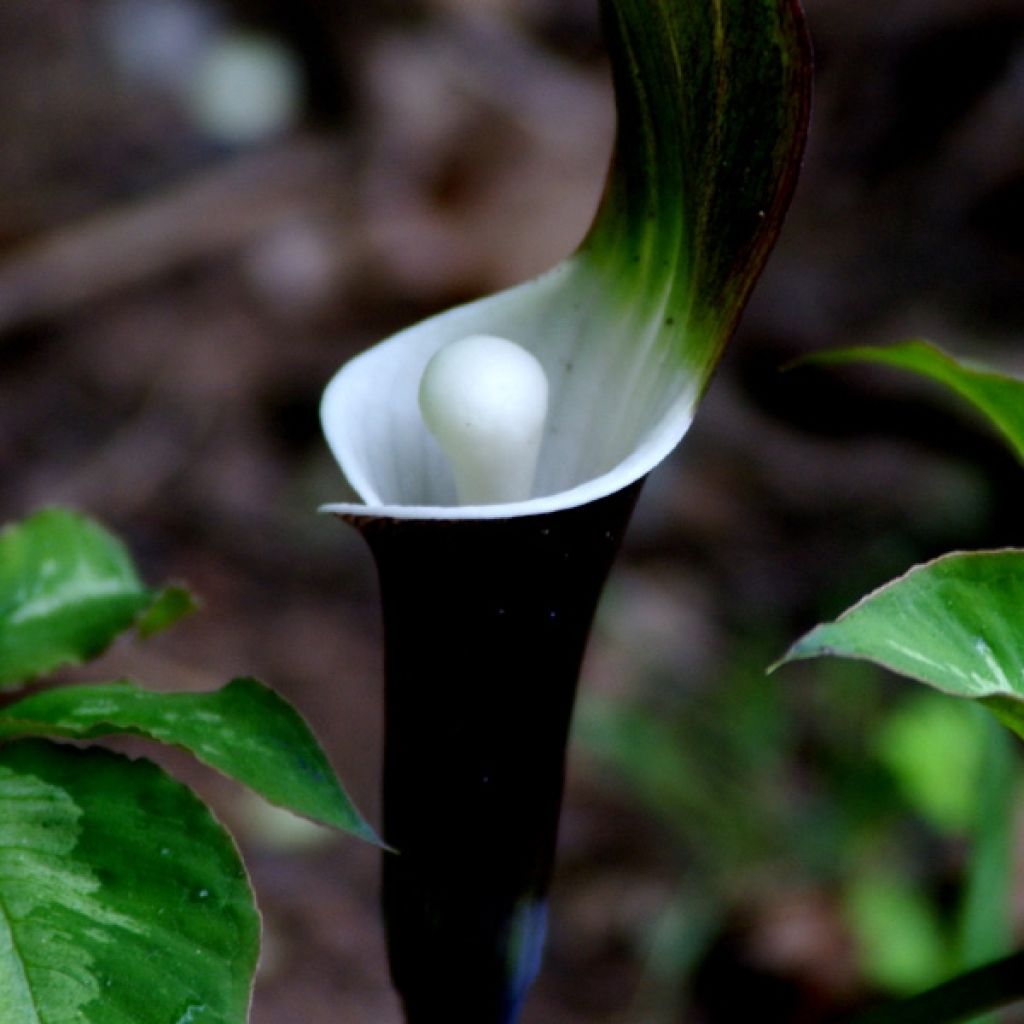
(189, 32), (304, 145)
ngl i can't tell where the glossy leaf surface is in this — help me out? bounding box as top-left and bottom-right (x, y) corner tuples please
(322, 0), (812, 519)
(0, 740), (258, 1024)
(806, 340), (1024, 464)
(0, 677), (378, 842)
(777, 551), (1024, 738)
(0, 509), (192, 688)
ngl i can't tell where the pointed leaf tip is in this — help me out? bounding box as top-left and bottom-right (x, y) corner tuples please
(0, 677), (382, 845)
(800, 340), (1024, 465)
(775, 551), (1024, 727)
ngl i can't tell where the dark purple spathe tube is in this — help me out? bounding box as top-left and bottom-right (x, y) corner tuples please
(342, 480), (642, 1023)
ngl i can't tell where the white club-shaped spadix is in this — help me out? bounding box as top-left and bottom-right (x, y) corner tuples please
(418, 335), (549, 506)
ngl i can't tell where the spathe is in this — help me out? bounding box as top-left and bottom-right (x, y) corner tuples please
(321, 1), (812, 1020)
(322, 0), (812, 522)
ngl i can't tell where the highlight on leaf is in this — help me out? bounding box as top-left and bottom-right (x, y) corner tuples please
(0, 508), (194, 689)
(774, 550), (1024, 737)
(0, 740), (260, 1024)
(0, 677), (380, 844)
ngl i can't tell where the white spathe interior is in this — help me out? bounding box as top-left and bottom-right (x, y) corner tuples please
(320, 261), (697, 521)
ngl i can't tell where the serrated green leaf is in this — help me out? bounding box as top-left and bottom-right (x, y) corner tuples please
(0, 678), (380, 844)
(775, 551), (1024, 739)
(804, 340), (1024, 464)
(0, 739), (259, 1024)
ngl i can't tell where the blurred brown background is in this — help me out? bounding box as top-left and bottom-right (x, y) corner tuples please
(2, 0), (1023, 1021)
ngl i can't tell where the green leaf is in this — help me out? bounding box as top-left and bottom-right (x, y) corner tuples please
(0, 739), (259, 1024)
(136, 585), (198, 639)
(576, 694), (775, 870)
(0, 509), (184, 689)
(321, 0), (812, 518)
(803, 341), (1024, 465)
(845, 870), (951, 995)
(875, 694), (985, 834)
(775, 550), (1024, 739)
(0, 678), (380, 844)
(876, 698), (1016, 997)
(957, 713), (1015, 975)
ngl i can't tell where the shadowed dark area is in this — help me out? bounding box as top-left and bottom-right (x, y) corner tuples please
(357, 483), (640, 1023)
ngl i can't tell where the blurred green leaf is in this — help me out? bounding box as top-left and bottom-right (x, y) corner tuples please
(0, 509), (184, 688)
(776, 551), (1024, 739)
(136, 584), (198, 639)
(875, 694), (985, 834)
(0, 739), (258, 1024)
(845, 870), (952, 994)
(805, 341), (1024, 464)
(875, 698), (1015, 1009)
(576, 698), (708, 833)
(957, 713), (1015, 974)
(0, 677), (380, 844)
(576, 692), (778, 872)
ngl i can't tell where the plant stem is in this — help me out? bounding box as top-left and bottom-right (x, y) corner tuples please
(849, 951), (1024, 1024)
(957, 709), (1016, 1024)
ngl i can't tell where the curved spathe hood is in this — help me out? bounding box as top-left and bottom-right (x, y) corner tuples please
(321, 265), (700, 520)
(321, 0), (812, 521)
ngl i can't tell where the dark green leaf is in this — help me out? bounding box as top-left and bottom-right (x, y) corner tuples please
(0, 677), (379, 844)
(775, 551), (1024, 741)
(804, 341), (1024, 464)
(0, 739), (258, 1024)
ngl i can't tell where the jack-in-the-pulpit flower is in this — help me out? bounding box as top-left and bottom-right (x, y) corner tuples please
(321, 1), (811, 1022)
